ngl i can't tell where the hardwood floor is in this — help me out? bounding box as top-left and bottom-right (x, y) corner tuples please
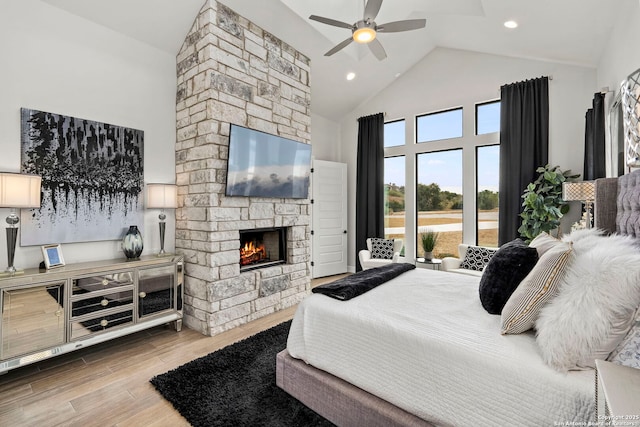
(0, 274), (347, 427)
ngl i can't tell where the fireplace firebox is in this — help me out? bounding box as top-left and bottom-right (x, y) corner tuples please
(239, 227), (287, 272)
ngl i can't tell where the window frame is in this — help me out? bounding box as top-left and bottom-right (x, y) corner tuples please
(415, 106), (464, 144)
(415, 148), (464, 258)
(383, 118), (406, 148)
(475, 144), (500, 247)
(475, 99), (501, 136)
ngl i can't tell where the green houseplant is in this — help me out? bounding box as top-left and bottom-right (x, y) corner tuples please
(518, 164), (579, 242)
(420, 229), (440, 260)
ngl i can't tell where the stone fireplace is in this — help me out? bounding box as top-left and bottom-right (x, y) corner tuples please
(239, 227), (287, 272)
(175, 1), (311, 336)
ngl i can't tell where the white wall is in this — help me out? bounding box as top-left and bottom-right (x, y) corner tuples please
(597, 3), (640, 95)
(339, 47), (597, 270)
(0, 0), (177, 270)
(311, 113), (341, 161)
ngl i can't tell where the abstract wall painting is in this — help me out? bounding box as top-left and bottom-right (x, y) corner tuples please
(20, 108), (144, 246)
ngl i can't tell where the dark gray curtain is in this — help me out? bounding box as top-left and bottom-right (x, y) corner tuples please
(356, 112), (384, 271)
(498, 77), (549, 245)
(584, 92), (606, 180)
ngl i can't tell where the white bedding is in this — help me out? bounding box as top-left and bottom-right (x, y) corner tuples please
(287, 268), (595, 426)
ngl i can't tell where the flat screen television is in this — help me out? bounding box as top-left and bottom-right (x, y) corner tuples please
(225, 124), (312, 199)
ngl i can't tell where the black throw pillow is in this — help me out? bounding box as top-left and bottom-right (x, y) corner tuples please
(478, 239), (539, 315)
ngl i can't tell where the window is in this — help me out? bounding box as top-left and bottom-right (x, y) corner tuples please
(416, 108), (463, 143)
(476, 145), (499, 247)
(382, 101), (500, 259)
(476, 101), (500, 135)
(384, 119), (405, 147)
(416, 149), (463, 258)
(384, 156), (405, 254)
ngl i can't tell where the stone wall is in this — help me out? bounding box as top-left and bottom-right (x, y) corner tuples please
(175, 0), (311, 336)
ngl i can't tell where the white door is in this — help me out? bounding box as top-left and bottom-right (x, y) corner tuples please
(312, 160), (348, 278)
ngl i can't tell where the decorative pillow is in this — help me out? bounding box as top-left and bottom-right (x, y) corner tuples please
(607, 317), (640, 369)
(500, 241), (572, 334)
(560, 227), (606, 248)
(478, 239), (538, 315)
(528, 232), (562, 257)
(370, 238), (395, 259)
(535, 233), (640, 371)
(460, 246), (497, 271)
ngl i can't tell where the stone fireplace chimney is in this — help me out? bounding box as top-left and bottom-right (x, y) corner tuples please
(175, 0), (311, 336)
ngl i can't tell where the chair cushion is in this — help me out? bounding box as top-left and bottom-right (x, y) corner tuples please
(370, 238), (395, 259)
(361, 258), (394, 270)
(459, 246), (497, 271)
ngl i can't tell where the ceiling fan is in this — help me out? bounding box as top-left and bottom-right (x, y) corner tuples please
(309, 0), (426, 61)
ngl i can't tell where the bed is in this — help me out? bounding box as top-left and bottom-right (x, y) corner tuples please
(276, 171), (640, 427)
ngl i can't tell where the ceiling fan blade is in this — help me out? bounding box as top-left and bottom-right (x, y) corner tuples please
(368, 38), (387, 61)
(309, 15), (353, 29)
(325, 37), (354, 56)
(363, 0), (383, 22)
(377, 19), (426, 33)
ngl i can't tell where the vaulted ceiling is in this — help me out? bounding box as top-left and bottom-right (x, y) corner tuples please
(40, 0), (636, 121)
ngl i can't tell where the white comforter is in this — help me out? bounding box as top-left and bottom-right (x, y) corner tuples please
(287, 268), (594, 427)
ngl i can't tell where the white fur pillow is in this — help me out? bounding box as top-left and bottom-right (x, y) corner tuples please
(535, 232), (640, 372)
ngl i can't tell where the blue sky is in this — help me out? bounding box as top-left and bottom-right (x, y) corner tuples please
(383, 104), (500, 194)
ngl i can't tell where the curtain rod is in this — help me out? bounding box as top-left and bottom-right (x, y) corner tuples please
(497, 75), (553, 94)
(356, 112), (387, 122)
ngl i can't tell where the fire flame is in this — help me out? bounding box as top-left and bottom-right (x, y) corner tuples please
(240, 240), (267, 266)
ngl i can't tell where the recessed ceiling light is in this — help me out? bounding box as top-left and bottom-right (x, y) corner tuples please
(346, 72), (356, 81)
(504, 20), (518, 29)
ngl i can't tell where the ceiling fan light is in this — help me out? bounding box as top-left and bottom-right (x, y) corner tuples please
(353, 27), (376, 43)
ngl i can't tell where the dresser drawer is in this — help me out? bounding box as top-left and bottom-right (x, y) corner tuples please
(72, 272), (134, 295)
(71, 289), (133, 318)
(70, 308), (134, 340)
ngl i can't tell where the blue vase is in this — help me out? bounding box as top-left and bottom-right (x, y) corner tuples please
(123, 225), (143, 259)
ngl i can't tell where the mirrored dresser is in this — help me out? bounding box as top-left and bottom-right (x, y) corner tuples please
(0, 255), (183, 374)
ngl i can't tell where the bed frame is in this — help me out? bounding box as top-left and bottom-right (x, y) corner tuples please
(277, 170), (640, 427)
(276, 350), (434, 427)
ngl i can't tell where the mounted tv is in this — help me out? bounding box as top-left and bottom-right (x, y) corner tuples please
(226, 124), (312, 199)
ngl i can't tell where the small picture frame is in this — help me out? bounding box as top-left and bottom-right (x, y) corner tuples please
(42, 244), (65, 269)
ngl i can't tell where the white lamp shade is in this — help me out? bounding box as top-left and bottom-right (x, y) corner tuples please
(147, 183), (178, 209)
(562, 181), (596, 202)
(0, 173), (42, 208)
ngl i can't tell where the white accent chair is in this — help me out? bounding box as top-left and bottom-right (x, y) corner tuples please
(441, 244), (485, 277)
(358, 238), (403, 270)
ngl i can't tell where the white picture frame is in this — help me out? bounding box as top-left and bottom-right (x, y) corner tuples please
(41, 244), (65, 269)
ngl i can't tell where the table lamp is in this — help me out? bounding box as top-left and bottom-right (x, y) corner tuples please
(0, 172), (41, 275)
(562, 181), (596, 229)
(146, 183), (177, 256)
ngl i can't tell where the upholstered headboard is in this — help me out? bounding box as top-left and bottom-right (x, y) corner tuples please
(595, 169), (640, 237)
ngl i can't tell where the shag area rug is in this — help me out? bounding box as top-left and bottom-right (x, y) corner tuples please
(150, 321), (333, 427)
